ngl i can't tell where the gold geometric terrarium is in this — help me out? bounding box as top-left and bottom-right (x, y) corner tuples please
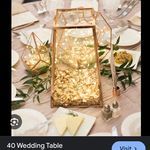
(51, 8), (112, 107)
(21, 32), (51, 75)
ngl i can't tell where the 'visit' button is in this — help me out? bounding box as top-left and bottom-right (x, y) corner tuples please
(112, 141), (145, 150)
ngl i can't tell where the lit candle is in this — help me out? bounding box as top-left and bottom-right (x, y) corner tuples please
(23, 47), (50, 74)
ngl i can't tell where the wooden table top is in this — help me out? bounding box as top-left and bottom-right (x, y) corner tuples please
(12, 0), (141, 136)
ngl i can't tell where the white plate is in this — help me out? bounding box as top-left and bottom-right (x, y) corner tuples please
(19, 27), (52, 46)
(121, 112), (141, 136)
(47, 107), (96, 136)
(11, 84), (16, 100)
(112, 28), (141, 47)
(12, 109), (48, 136)
(12, 50), (19, 66)
(105, 49), (141, 70)
(89, 132), (111, 136)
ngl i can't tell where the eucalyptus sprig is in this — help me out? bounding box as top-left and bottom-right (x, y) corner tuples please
(17, 66), (51, 103)
(100, 59), (139, 90)
(15, 41), (51, 104)
(99, 36), (141, 90)
(12, 100), (26, 110)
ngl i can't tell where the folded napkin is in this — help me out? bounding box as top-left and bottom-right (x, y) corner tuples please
(12, 11), (39, 30)
(12, 1), (27, 15)
(71, 0), (98, 11)
(128, 11), (141, 26)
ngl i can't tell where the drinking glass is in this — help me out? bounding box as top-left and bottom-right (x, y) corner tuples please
(40, 0), (65, 28)
(102, 0), (121, 26)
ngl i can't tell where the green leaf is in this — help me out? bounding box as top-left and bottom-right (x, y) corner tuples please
(37, 88), (45, 94)
(131, 81), (135, 85)
(114, 52), (117, 57)
(99, 51), (105, 56)
(35, 76), (42, 82)
(37, 95), (40, 103)
(87, 44), (94, 47)
(37, 66), (49, 75)
(33, 94), (40, 103)
(88, 62), (95, 69)
(25, 70), (34, 76)
(45, 40), (49, 45)
(45, 82), (48, 90)
(16, 89), (28, 99)
(101, 68), (105, 75)
(35, 84), (45, 94)
(126, 59), (133, 68)
(20, 75), (31, 81)
(113, 45), (119, 50)
(43, 40), (50, 48)
(116, 67), (122, 72)
(108, 74), (112, 78)
(101, 68), (111, 76)
(98, 44), (108, 50)
(133, 70), (141, 74)
(16, 89), (24, 94)
(27, 86), (33, 95)
(103, 72), (110, 76)
(115, 36), (120, 45)
(128, 73), (132, 85)
(119, 61), (128, 68)
(12, 101), (25, 110)
(118, 75), (126, 81)
(120, 81), (126, 90)
(128, 65), (135, 69)
(23, 79), (34, 85)
(101, 59), (109, 64)
(33, 95), (36, 102)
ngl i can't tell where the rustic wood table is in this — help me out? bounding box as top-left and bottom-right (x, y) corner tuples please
(12, 0), (141, 136)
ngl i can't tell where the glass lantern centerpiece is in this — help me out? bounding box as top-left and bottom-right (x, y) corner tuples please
(51, 8), (112, 107)
(21, 32), (51, 75)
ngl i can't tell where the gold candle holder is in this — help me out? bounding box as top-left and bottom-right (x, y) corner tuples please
(21, 32), (51, 75)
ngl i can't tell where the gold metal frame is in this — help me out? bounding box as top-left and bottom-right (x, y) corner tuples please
(21, 32), (50, 74)
(51, 25), (103, 107)
(51, 8), (117, 107)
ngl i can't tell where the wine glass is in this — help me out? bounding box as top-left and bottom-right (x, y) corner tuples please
(102, 0), (121, 26)
(42, 0), (65, 27)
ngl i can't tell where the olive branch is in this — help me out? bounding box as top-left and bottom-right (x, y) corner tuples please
(98, 36), (141, 90)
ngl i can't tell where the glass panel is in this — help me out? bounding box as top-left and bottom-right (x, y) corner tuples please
(51, 8), (112, 107)
(54, 9), (112, 48)
(52, 27), (102, 107)
(22, 33), (50, 74)
(55, 8), (95, 26)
